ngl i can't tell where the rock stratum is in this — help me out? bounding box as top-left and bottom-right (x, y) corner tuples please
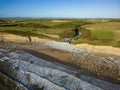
(45, 41), (120, 81)
(0, 48), (120, 90)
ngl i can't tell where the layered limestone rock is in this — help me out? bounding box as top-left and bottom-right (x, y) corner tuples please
(0, 48), (120, 90)
(45, 41), (120, 81)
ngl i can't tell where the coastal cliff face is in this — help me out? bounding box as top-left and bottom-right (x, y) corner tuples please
(0, 48), (120, 90)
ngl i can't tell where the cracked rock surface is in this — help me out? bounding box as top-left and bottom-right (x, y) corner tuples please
(0, 48), (120, 90)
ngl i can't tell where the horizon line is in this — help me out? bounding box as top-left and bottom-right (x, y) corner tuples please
(0, 17), (120, 19)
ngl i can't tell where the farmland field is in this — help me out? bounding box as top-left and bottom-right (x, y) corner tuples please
(0, 18), (120, 47)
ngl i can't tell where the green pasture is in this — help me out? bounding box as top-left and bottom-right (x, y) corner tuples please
(0, 19), (120, 47)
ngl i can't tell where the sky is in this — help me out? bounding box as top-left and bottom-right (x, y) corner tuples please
(0, 0), (120, 18)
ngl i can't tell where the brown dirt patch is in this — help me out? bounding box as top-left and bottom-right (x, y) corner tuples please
(51, 20), (70, 23)
(76, 43), (120, 56)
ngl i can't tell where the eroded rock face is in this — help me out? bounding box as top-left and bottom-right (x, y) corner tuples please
(45, 41), (120, 81)
(0, 48), (120, 90)
(72, 48), (120, 80)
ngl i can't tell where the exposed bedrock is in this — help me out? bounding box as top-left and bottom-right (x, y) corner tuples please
(0, 48), (120, 90)
(45, 41), (120, 81)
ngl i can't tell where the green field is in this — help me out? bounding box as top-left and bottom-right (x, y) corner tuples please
(0, 18), (120, 47)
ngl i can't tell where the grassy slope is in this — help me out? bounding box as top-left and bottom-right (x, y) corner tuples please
(84, 22), (120, 32)
(82, 21), (120, 47)
(0, 19), (120, 47)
